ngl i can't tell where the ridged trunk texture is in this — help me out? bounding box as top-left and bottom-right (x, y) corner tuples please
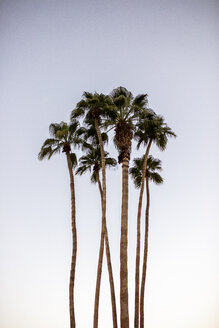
(66, 153), (77, 328)
(96, 172), (118, 328)
(93, 119), (117, 328)
(134, 139), (152, 328)
(140, 176), (150, 328)
(120, 157), (129, 328)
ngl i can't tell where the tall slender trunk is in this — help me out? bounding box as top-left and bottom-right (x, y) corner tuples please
(96, 172), (118, 328)
(66, 152), (77, 328)
(93, 119), (117, 328)
(120, 156), (129, 328)
(93, 216), (105, 328)
(140, 176), (150, 328)
(134, 139), (152, 328)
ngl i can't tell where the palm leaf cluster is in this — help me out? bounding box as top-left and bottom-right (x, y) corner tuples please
(38, 86), (176, 328)
(76, 147), (116, 184)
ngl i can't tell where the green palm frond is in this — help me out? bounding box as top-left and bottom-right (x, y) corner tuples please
(70, 153), (77, 169)
(38, 146), (53, 160)
(49, 123), (61, 138)
(69, 120), (79, 136)
(135, 113), (176, 151)
(70, 106), (85, 120)
(76, 164), (91, 175)
(76, 145), (117, 183)
(132, 94), (148, 107)
(148, 172), (163, 184)
(129, 155), (163, 188)
(147, 156), (162, 171)
(76, 126), (109, 151)
(105, 157), (117, 168)
(39, 120), (80, 162)
(90, 171), (97, 184)
(129, 166), (142, 188)
(41, 138), (60, 148)
(71, 92), (113, 129)
(110, 86), (133, 102)
(38, 145), (61, 160)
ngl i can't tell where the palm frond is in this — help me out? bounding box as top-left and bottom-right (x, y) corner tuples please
(41, 138), (60, 148)
(105, 157), (117, 168)
(70, 153), (77, 169)
(129, 154), (163, 188)
(38, 146), (53, 160)
(148, 172), (163, 184)
(110, 86), (133, 101)
(90, 171), (97, 184)
(76, 165), (91, 175)
(70, 106), (85, 120)
(69, 120), (79, 136)
(132, 94), (148, 108)
(49, 123), (61, 137)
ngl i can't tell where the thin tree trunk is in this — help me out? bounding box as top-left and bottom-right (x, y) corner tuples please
(120, 156), (129, 328)
(134, 139), (152, 328)
(140, 176), (150, 328)
(96, 172), (118, 328)
(96, 171), (103, 198)
(93, 217), (105, 328)
(66, 152), (77, 328)
(105, 228), (118, 328)
(93, 119), (117, 328)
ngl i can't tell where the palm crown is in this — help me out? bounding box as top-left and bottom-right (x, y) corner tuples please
(71, 92), (112, 126)
(76, 147), (117, 183)
(130, 155), (163, 188)
(38, 121), (79, 167)
(135, 113), (176, 151)
(104, 86), (149, 162)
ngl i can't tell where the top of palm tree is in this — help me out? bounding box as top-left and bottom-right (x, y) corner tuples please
(105, 86), (149, 128)
(38, 121), (80, 167)
(135, 113), (176, 151)
(105, 86), (150, 162)
(76, 147), (117, 183)
(70, 92), (113, 127)
(129, 155), (163, 188)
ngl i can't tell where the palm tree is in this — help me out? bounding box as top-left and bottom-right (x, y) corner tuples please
(134, 114), (176, 328)
(76, 146), (117, 197)
(130, 155), (163, 328)
(106, 87), (148, 328)
(71, 93), (117, 328)
(38, 121), (79, 328)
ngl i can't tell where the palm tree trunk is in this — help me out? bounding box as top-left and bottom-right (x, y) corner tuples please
(66, 152), (77, 328)
(96, 171), (103, 198)
(134, 139), (152, 328)
(120, 156), (129, 328)
(93, 119), (117, 328)
(93, 220), (105, 328)
(140, 176), (150, 328)
(96, 172), (118, 328)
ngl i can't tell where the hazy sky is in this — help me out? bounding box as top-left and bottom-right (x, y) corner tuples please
(0, 0), (219, 327)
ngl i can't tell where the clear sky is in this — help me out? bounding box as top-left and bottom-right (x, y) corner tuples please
(0, 0), (219, 327)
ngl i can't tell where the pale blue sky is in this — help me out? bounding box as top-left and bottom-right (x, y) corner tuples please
(0, 0), (219, 327)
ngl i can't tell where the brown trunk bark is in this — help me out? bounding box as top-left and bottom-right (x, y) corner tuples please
(105, 225), (118, 328)
(66, 152), (77, 328)
(96, 171), (103, 198)
(134, 139), (152, 328)
(93, 217), (105, 328)
(120, 156), (129, 328)
(96, 172), (118, 328)
(93, 119), (117, 328)
(140, 176), (150, 328)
